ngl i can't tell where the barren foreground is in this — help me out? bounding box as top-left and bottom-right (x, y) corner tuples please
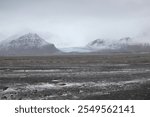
(0, 53), (150, 100)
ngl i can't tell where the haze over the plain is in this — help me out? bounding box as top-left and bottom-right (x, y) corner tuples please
(0, 0), (150, 47)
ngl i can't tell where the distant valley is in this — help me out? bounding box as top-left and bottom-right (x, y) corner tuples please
(0, 33), (150, 56)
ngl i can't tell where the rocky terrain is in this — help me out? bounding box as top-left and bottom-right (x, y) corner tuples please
(0, 53), (150, 100)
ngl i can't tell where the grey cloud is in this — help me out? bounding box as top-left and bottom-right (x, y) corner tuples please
(0, 0), (150, 47)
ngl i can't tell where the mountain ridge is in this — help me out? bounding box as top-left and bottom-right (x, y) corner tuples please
(86, 37), (150, 53)
(0, 33), (61, 56)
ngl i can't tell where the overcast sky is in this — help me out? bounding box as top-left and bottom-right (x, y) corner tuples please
(0, 0), (150, 47)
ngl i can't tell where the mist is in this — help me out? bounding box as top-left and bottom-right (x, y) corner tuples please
(0, 0), (150, 47)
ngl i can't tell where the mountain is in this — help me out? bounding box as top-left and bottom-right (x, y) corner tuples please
(87, 39), (106, 49)
(87, 39), (109, 50)
(60, 38), (134, 53)
(0, 33), (61, 56)
(87, 37), (134, 49)
(86, 37), (150, 53)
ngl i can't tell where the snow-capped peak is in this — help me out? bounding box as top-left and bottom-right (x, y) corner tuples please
(86, 37), (134, 50)
(0, 33), (60, 56)
(87, 39), (106, 49)
(0, 33), (52, 49)
(12, 33), (49, 47)
(87, 39), (105, 47)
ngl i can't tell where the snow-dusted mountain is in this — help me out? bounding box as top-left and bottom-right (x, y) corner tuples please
(87, 39), (109, 50)
(60, 38), (134, 53)
(87, 39), (105, 47)
(0, 33), (60, 56)
(87, 37), (133, 50)
(86, 37), (150, 53)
